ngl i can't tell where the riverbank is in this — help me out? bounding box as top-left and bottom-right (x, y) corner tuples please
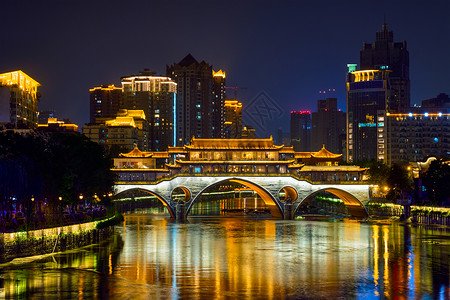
(0, 213), (122, 263)
(368, 203), (450, 227)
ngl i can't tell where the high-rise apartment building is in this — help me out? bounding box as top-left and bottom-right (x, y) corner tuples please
(0, 70), (40, 129)
(82, 109), (149, 155)
(312, 98), (346, 154)
(386, 94), (450, 164)
(212, 69), (226, 138)
(290, 111), (311, 152)
(360, 24), (410, 111)
(224, 100), (242, 139)
(89, 84), (123, 124)
(346, 69), (391, 163)
(121, 70), (177, 151)
(167, 54), (213, 145)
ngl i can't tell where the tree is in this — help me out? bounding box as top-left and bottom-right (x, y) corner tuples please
(423, 159), (450, 205)
(386, 163), (413, 201)
(366, 161), (390, 187)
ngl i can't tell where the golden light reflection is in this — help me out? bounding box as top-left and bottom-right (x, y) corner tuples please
(383, 226), (390, 298)
(3, 217), (450, 298)
(373, 226), (379, 288)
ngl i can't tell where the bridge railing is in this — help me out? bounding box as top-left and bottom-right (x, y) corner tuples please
(113, 172), (369, 186)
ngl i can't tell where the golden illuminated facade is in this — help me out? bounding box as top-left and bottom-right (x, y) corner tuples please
(346, 68), (391, 163)
(112, 137), (367, 182)
(212, 69), (226, 138)
(83, 109), (149, 154)
(113, 145), (170, 182)
(121, 70), (177, 151)
(224, 100), (242, 139)
(37, 118), (78, 132)
(89, 84), (123, 124)
(0, 70), (40, 129)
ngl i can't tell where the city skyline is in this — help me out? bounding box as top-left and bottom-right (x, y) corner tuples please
(1, 0), (449, 136)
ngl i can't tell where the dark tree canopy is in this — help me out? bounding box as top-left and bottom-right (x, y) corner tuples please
(423, 159), (450, 205)
(0, 131), (115, 211)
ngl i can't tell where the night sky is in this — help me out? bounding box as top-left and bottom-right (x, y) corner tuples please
(1, 0), (449, 137)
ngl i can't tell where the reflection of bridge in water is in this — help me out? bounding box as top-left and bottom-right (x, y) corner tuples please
(113, 137), (373, 220)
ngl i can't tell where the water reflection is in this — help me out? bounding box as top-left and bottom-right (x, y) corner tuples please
(1, 216), (450, 299)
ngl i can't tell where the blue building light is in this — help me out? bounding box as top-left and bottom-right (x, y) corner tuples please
(434, 138), (439, 143)
(425, 112), (429, 117)
(408, 112), (413, 117)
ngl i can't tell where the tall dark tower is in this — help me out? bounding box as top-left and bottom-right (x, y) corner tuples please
(167, 54), (213, 145)
(212, 69), (226, 138)
(312, 98), (346, 154)
(360, 24), (410, 111)
(290, 111), (311, 152)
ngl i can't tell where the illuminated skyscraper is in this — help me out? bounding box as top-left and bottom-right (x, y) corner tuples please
(89, 84), (123, 124)
(346, 69), (391, 163)
(224, 100), (242, 138)
(82, 109), (149, 155)
(0, 70), (40, 129)
(360, 23), (410, 111)
(290, 111), (311, 152)
(121, 70), (177, 151)
(212, 69), (226, 138)
(167, 54), (213, 145)
(312, 98), (346, 154)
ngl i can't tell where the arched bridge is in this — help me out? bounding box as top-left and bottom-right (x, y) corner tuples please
(114, 175), (372, 220)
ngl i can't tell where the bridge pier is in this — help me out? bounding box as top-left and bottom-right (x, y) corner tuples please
(176, 201), (186, 222)
(283, 199), (293, 220)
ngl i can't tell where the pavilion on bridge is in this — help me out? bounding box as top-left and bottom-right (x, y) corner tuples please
(112, 137), (367, 183)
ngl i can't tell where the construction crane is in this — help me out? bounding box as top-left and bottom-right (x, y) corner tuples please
(225, 86), (247, 100)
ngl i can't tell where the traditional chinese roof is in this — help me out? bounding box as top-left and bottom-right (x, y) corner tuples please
(184, 136), (283, 150)
(120, 145), (152, 158)
(311, 145), (342, 159)
(174, 159), (296, 165)
(279, 146), (295, 154)
(295, 152), (313, 159)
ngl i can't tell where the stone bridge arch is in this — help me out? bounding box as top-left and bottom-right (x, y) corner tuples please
(293, 187), (368, 218)
(114, 175), (372, 220)
(114, 188), (176, 218)
(186, 178), (284, 218)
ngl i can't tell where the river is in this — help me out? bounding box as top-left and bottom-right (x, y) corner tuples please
(1, 214), (450, 299)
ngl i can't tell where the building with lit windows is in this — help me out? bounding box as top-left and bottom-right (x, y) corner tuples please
(0, 70), (41, 129)
(290, 111), (311, 152)
(112, 137), (367, 183)
(386, 111), (450, 164)
(212, 69), (226, 138)
(37, 118), (79, 133)
(346, 68), (391, 163)
(167, 54), (214, 145)
(83, 109), (149, 154)
(312, 98), (346, 154)
(224, 100), (242, 139)
(89, 84), (123, 124)
(385, 95), (450, 164)
(121, 69), (177, 151)
(360, 23), (410, 111)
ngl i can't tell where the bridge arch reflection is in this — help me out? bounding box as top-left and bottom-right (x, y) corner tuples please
(186, 178), (283, 218)
(114, 188), (175, 218)
(296, 188), (368, 218)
